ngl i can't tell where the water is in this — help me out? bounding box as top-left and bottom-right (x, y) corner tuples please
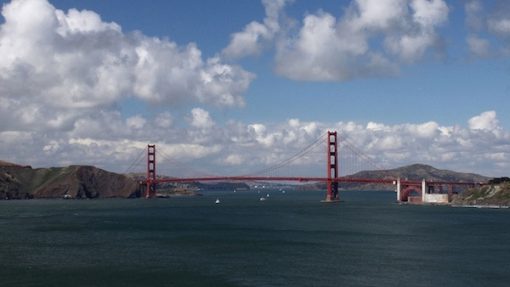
(1, 190), (510, 287)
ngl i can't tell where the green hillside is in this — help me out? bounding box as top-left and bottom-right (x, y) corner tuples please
(0, 162), (139, 199)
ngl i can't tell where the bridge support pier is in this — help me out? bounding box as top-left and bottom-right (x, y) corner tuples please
(421, 179), (426, 203)
(324, 131), (339, 202)
(396, 178), (401, 202)
(146, 144), (157, 198)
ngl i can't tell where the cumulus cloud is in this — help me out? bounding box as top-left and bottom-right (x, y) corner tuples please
(467, 35), (491, 57)
(464, 0), (510, 57)
(126, 115), (146, 130)
(0, 0), (257, 171)
(1, 0), (509, 178)
(488, 18), (510, 37)
(222, 0), (290, 59)
(0, 0), (253, 133)
(274, 0), (449, 81)
(465, 0), (483, 31)
(155, 112), (173, 129)
(223, 154), (244, 165)
(189, 108), (215, 129)
(468, 110), (499, 131)
(1, 106), (509, 176)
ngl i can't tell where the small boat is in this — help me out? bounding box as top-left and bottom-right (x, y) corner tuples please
(259, 197), (266, 201)
(266, 193), (270, 198)
(282, 190), (286, 194)
(215, 198), (220, 204)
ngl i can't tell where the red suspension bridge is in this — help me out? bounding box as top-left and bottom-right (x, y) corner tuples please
(140, 131), (484, 203)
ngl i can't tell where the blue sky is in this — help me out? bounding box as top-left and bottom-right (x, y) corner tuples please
(1, 0), (510, 176)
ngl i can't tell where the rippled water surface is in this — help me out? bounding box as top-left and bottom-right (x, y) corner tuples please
(1, 190), (509, 287)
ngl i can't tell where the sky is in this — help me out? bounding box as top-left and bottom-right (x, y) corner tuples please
(0, 0), (510, 177)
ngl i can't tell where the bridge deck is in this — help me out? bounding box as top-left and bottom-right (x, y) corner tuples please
(153, 176), (480, 186)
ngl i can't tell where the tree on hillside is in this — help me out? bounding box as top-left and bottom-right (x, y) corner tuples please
(489, 177), (510, 184)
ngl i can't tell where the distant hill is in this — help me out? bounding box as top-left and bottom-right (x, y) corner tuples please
(0, 163), (139, 199)
(0, 160), (24, 167)
(353, 163), (487, 181)
(301, 164), (490, 191)
(345, 164), (489, 190)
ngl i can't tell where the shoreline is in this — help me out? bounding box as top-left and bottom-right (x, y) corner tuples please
(451, 204), (510, 209)
(399, 201), (510, 209)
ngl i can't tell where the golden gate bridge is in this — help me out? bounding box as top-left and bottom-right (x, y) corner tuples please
(136, 131), (483, 204)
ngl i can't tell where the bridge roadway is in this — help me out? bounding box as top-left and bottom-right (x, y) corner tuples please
(153, 176), (479, 187)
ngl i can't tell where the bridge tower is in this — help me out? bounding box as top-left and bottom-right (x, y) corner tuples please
(325, 131), (339, 202)
(146, 144), (156, 198)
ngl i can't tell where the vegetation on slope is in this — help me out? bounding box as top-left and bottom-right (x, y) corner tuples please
(0, 162), (139, 199)
(349, 163), (488, 182)
(453, 177), (510, 206)
(345, 163), (488, 191)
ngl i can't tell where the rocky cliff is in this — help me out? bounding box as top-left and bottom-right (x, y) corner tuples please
(452, 182), (510, 206)
(0, 161), (139, 199)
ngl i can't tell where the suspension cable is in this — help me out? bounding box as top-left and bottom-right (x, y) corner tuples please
(122, 147), (146, 174)
(157, 147), (220, 177)
(340, 134), (385, 171)
(245, 132), (328, 176)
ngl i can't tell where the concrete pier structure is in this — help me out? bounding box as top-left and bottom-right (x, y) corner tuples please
(397, 179), (450, 205)
(421, 179), (426, 203)
(396, 178), (401, 202)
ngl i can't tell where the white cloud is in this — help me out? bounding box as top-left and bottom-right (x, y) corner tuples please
(0, 131), (33, 145)
(190, 108), (215, 129)
(488, 19), (510, 37)
(485, 153), (506, 161)
(366, 122), (389, 132)
(465, 0), (483, 31)
(410, 0), (448, 27)
(384, 0), (448, 62)
(224, 154), (244, 165)
(464, 1), (510, 57)
(126, 115), (147, 130)
(1, 0), (509, 178)
(157, 143), (222, 161)
(409, 121), (440, 138)
(222, 0), (290, 59)
(0, 0), (253, 133)
(222, 21), (271, 59)
(378, 136), (402, 150)
(1, 108), (510, 177)
(249, 123), (267, 136)
(353, 0), (407, 30)
(468, 110), (499, 131)
(155, 112), (173, 129)
(467, 35), (490, 57)
(0, 0), (255, 169)
(43, 140), (61, 154)
(275, 0), (448, 81)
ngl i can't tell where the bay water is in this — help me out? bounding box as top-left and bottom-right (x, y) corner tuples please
(1, 190), (509, 287)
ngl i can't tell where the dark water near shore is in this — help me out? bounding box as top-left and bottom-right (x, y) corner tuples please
(1, 190), (510, 287)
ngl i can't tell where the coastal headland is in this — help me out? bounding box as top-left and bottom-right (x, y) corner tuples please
(2, 159), (507, 206)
